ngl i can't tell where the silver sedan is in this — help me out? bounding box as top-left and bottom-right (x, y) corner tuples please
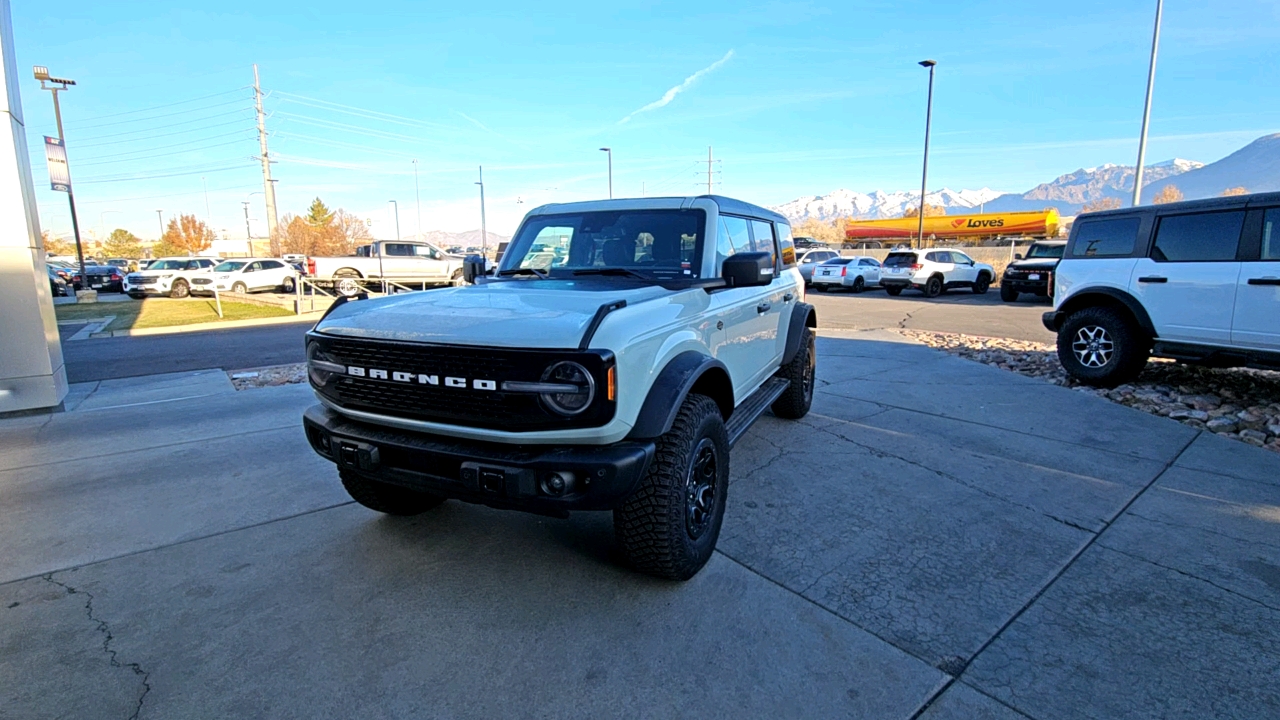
(810, 256), (883, 293)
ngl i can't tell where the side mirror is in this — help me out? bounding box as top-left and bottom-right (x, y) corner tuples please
(1014, 253), (1023, 260)
(722, 252), (774, 288)
(462, 255), (485, 284)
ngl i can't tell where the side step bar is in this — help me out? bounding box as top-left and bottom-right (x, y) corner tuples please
(724, 377), (789, 448)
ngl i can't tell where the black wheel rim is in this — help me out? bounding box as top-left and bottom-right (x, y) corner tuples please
(685, 438), (719, 540)
(803, 332), (815, 402)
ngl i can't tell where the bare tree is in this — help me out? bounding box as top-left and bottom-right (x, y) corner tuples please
(1082, 197), (1123, 213)
(901, 203), (947, 218)
(1221, 187), (1247, 197)
(1152, 184), (1184, 205)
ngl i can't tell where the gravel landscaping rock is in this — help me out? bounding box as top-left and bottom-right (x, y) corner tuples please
(228, 363), (307, 390)
(900, 330), (1280, 454)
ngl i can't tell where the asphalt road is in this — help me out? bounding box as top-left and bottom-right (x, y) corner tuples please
(807, 284), (1056, 343)
(62, 321), (311, 383)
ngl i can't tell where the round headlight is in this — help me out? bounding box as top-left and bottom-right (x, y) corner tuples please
(540, 361), (595, 416)
(307, 343), (344, 387)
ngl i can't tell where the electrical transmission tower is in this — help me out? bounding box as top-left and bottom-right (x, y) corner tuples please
(702, 146), (722, 194)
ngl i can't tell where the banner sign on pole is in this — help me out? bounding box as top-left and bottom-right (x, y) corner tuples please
(44, 136), (70, 192)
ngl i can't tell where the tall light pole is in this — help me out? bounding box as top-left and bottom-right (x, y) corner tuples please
(33, 66), (87, 280)
(412, 159), (422, 240)
(599, 147), (613, 198)
(241, 202), (253, 255)
(916, 60), (937, 250)
(388, 200), (401, 240)
(476, 166), (488, 257)
(155, 210), (164, 238)
(1132, 0), (1164, 207)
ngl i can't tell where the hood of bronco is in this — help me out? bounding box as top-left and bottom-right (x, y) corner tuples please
(313, 280), (674, 349)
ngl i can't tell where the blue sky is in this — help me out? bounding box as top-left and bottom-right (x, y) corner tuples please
(14, 0), (1280, 241)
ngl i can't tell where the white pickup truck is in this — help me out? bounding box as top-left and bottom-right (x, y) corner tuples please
(306, 240), (469, 295)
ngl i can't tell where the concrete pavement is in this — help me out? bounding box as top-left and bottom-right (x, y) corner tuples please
(808, 287), (1054, 342)
(1, 330), (1277, 718)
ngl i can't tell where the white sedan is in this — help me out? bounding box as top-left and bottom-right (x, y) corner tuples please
(190, 258), (298, 295)
(810, 256), (882, 293)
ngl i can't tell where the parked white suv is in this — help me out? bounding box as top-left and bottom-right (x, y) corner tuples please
(880, 248), (994, 297)
(302, 195), (818, 580)
(124, 257), (220, 299)
(796, 248), (840, 286)
(191, 258), (298, 295)
(1044, 192), (1280, 386)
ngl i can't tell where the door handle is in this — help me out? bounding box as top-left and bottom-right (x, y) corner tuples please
(783, 293), (794, 302)
(756, 302), (772, 314)
(1247, 277), (1280, 286)
(1137, 276), (1168, 283)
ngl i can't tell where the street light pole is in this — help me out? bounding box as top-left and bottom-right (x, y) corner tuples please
(412, 159), (422, 240)
(156, 210), (164, 238)
(599, 147), (612, 198)
(916, 60), (937, 250)
(1132, 0), (1164, 207)
(242, 201), (253, 256)
(33, 66), (87, 280)
(476, 166), (488, 257)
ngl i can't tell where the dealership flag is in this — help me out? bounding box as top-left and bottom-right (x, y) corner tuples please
(44, 136), (70, 192)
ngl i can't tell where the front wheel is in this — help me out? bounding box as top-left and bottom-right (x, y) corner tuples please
(169, 279), (189, 299)
(614, 393), (729, 581)
(1000, 284), (1018, 302)
(973, 273), (991, 294)
(451, 269), (465, 287)
(232, 282), (248, 294)
(885, 285), (904, 296)
(1056, 306), (1149, 387)
(281, 276), (296, 293)
(340, 470), (446, 515)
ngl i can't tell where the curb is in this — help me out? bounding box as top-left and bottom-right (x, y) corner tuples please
(90, 312), (324, 339)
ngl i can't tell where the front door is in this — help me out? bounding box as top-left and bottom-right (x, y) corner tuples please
(949, 250), (979, 284)
(708, 215), (778, 398)
(1132, 209), (1245, 345)
(1232, 207), (1280, 350)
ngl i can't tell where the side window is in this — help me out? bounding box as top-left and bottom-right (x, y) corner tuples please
(261, 260), (282, 270)
(246, 261), (262, 272)
(777, 223), (796, 267)
(952, 251), (973, 265)
(1258, 209), (1279, 260)
(383, 243), (413, 257)
(1151, 211), (1245, 262)
(1072, 217), (1141, 257)
(925, 252), (942, 263)
(750, 220), (777, 267)
(716, 216), (751, 273)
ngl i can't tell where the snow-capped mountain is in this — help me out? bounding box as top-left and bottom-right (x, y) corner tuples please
(773, 187), (1004, 222)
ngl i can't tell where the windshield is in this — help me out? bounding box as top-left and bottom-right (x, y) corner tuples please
(823, 258), (853, 265)
(148, 260), (186, 270)
(500, 209), (707, 279)
(1026, 243), (1065, 259)
(214, 261), (246, 272)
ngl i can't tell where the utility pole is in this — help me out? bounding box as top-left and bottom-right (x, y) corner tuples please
(202, 175), (211, 224)
(476, 166), (488, 257)
(1132, 0), (1163, 207)
(917, 60), (937, 250)
(253, 64), (279, 239)
(242, 201), (252, 255)
(599, 147), (612, 198)
(33, 66), (87, 282)
(412, 159), (422, 240)
(706, 146), (713, 194)
(156, 210), (164, 238)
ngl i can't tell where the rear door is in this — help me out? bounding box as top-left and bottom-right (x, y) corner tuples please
(949, 250), (979, 284)
(926, 251), (958, 283)
(1131, 209), (1244, 345)
(1231, 207), (1280, 350)
(751, 219), (791, 363)
(860, 258), (881, 284)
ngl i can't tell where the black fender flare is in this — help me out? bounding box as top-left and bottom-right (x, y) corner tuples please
(626, 352), (733, 440)
(781, 302), (818, 366)
(1054, 288), (1156, 336)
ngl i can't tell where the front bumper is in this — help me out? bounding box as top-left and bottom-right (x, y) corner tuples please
(303, 404), (654, 513)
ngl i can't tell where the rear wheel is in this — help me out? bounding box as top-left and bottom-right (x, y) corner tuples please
(340, 470), (446, 515)
(1000, 283), (1018, 302)
(1056, 306), (1150, 387)
(614, 394), (728, 581)
(851, 276), (865, 293)
(923, 276), (943, 298)
(885, 285), (903, 296)
(772, 326), (815, 419)
(813, 283), (827, 292)
(169, 279), (189, 299)
(973, 273), (991, 294)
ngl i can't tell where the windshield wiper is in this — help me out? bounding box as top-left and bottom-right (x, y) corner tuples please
(497, 267), (549, 279)
(572, 268), (651, 280)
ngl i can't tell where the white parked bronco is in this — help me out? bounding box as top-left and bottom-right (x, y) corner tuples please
(302, 196), (817, 579)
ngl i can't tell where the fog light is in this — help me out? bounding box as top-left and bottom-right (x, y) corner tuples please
(539, 471), (575, 497)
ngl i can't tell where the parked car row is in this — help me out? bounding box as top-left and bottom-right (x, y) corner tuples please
(123, 257), (299, 299)
(800, 248), (997, 298)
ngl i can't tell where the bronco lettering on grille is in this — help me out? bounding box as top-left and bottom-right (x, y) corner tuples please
(346, 366), (494, 391)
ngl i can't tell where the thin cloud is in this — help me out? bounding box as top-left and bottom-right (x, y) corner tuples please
(619, 50), (735, 124)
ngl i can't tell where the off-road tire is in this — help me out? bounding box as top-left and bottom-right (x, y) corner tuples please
(885, 285), (904, 296)
(924, 276), (944, 298)
(614, 394), (729, 581)
(772, 327), (815, 419)
(1056, 306), (1150, 388)
(169, 279), (189, 299)
(340, 470), (446, 516)
(1000, 284), (1018, 302)
(851, 276), (865, 293)
(973, 273), (991, 294)
(232, 281), (248, 294)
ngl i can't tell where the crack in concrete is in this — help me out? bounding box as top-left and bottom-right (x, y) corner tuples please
(42, 574), (151, 720)
(1094, 543), (1280, 613)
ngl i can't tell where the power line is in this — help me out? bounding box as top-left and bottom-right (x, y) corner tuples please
(70, 117), (255, 149)
(72, 108), (253, 143)
(274, 112), (446, 147)
(76, 162), (256, 185)
(272, 91), (455, 131)
(69, 130), (255, 163)
(73, 183), (260, 206)
(67, 88), (247, 123)
(73, 137), (255, 167)
(67, 97), (250, 130)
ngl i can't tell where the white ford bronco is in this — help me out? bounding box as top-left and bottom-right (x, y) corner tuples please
(302, 196), (818, 579)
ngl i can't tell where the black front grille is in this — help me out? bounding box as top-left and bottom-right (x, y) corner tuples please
(311, 334), (614, 432)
